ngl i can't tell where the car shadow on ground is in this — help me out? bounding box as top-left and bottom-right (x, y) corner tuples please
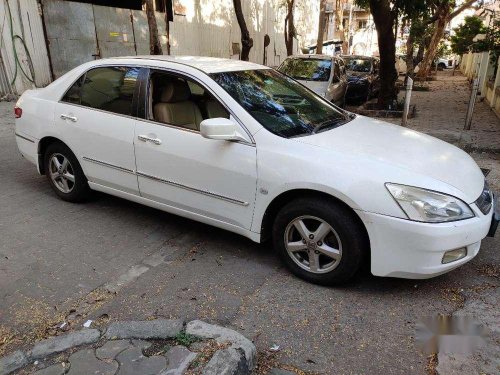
(88, 189), (446, 295)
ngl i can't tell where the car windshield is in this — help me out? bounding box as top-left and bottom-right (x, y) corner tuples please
(343, 57), (372, 73)
(210, 69), (350, 138)
(279, 58), (332, 81)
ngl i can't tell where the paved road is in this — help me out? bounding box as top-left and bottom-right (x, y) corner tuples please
(1, 95), (498, 374)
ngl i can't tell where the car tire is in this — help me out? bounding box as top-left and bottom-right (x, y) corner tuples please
(44, 142), (90, 202)
(272, 197), (368, 285)
(366, 85), (372, 101)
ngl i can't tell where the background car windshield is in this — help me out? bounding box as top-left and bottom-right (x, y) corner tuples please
(211, 69), (348, 138)
(279, 58), (332, 81)
(343, 58), (372, 73)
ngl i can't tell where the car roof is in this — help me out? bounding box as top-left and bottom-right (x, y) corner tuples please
(112, 55), (267, 74)
(341, 55), (378, 60)
(285, 54), (339, 61)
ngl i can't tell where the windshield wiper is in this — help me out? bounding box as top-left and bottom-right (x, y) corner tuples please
(312, 118), (346, 134)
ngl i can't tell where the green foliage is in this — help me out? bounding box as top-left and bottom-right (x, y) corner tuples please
(174, 332), (200, 346)
(436, 41), (451, 58)
(354, 0), (428, 18)
(450, 16), (487, 54)
(477, 18), (499, 53)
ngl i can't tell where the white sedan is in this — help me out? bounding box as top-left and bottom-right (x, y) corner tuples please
(15, 56), (498, 285)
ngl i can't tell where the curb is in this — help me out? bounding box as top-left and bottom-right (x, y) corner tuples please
(0, 319), (256, 375)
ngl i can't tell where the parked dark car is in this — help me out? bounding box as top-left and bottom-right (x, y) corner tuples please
(342, 55), (381, 103)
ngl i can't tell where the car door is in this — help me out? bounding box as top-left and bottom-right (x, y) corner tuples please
(54, 65), (140, 195)
(327, 59), (347, 105)
(371, 59), (381, 94)
(133, 68), (257, 230)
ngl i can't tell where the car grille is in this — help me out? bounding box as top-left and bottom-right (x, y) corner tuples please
(475, 180), (493, 215)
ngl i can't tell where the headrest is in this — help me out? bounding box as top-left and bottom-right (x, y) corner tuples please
(160, 80), (191, 103)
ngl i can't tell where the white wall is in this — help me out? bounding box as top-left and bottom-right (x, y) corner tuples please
(0, 0), (52, 95)
(0, 0), (320, 96)
(166, 0), (319, 67)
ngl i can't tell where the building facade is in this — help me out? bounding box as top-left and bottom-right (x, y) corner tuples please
(0, 0), (321, 96)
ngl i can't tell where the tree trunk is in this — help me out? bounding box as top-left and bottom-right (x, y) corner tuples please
(416, 0), (476, 78)
(415, 34), (429, 68)
(233, 0), (253, 61)
(164, 14), (171, 55)
(368, 0), (398, 107)
(145, 0), (162, 55)
(417, 14), (447, 78)
(284, 0), (295, 56)
(405, 32), (415, 78)
(335, 0), (348, 53)
(316, 0), (327, 54)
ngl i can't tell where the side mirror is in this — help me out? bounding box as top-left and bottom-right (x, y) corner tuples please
(200, 118), (248, 143)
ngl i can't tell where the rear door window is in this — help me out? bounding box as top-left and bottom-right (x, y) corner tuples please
(279, 58), (332, 82)
(62, 75), (86, 105)
(67, 66), (139, 116)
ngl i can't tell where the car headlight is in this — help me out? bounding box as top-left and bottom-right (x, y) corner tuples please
(385, 183), (475, 223)
(351, 78), (368, 85)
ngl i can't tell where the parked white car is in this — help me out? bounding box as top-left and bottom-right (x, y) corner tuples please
(15, 56), (498, 285)
(278, 55), (348, 107)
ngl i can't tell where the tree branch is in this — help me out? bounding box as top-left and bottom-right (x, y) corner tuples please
(449, 0), (477, 21)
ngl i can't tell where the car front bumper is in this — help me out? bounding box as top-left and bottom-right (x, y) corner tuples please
(355, 202), (495, 279)
(345, 83), (369, 100)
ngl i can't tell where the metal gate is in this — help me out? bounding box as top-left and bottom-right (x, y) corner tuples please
(41, 0), (296, 79)
(42, 0), (98, 78)
(42, 0), (148, 78)
(93, 6), (136, 58)
(0, 55), (14, 97)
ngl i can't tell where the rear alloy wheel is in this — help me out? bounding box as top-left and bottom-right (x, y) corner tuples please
(48, 153), (75, 194)
(44, 142), (90, 202)
(273, 198), (367, 285)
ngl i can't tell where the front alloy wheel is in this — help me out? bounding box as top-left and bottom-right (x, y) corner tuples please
(284, 216), (342, 274)
(273, 197), (368, 285)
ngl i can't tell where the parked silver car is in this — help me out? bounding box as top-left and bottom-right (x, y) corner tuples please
(278, 55), (348, 107)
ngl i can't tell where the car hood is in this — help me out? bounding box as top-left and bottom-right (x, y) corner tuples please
(297, 80), (329, 95)
(295, 115), (484, 203)
(347, 72), (370, 82)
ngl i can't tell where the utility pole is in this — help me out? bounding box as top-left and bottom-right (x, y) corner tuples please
(464, 63), (481, 130)
(347, 1), (354, 53)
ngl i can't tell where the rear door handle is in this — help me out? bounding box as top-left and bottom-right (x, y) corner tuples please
(138, 135), (162, 145)
(60, 114), (77, 122)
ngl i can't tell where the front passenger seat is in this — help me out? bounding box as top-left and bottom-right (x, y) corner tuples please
(154, 80), (203, 130)
(205, 98), (229, 119)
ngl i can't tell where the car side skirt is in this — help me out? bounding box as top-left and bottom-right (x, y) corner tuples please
(88, 182), (261, 243)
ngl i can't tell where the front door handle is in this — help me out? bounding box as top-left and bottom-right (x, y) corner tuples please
(60, 114), (77, 122)
(138, 135), (162, 145)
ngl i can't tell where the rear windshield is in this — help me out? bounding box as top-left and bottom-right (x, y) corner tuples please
(210, 69), (350, 138)
(343, 57), (372, 73)
(279, 58), (332, 82)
